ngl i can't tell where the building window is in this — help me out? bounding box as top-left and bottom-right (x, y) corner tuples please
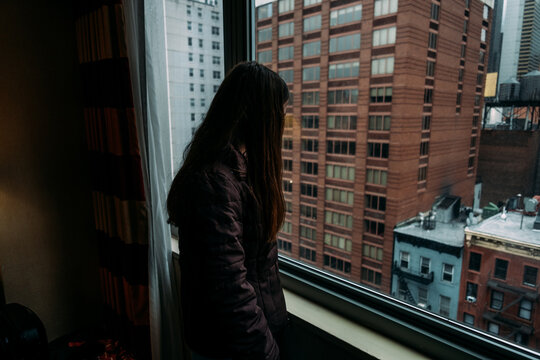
(200, 69), (204, 78)
(283, 180), (292, 192)
(329, 62), (359, 79)
(300, 161), (318, 175)
(439, 296), (450, 317)
(330, 4), (362, 26)
(198, 39), (203, 48)
(374, 0), (398, 17)
(483, 4), (489, 19)
(428, 32), (437, 49)
(373, 26), (396, 46)
(326, 164), (355, 181)
(400, 251), (410, 269)
(186, 4), (191, 15)
(418, 166), (427, 181)
(481, 28), (486, 42)
(190, 113), (195, 121)
(188, 52), (193, 61)
(278, 45), (294, 61)
(431, 3), (439, 20)
(327, 140), (356, 155)
(200, 83), (205, 93)
(213, 71), (221, 79)
(277, 239), (292, 252)
(420, 257), (430, 274)
(426, 60), (435, 77)
(212, 56), (221, 65)
(200, 99), (205, 107)
(523, 266), (537, 286)
(213, 85), (219, 93)
(303, 41), (321, 57)
(442, 264), (453, 282)
(283, 159), (293, 172)
(281, 221), (292, 234)
(365, 194), (386, 211)
(304, 14), (322, 32)
(494, 258), (509, 280)
(363, 244), (383, 261)
(278, 22), (294, 38)
(197, 7), (202, 17)
(367, 142), (389, 158)
(366, 168), (387, 186)
(371, 56), (394, 75)
(188, 37), (193, 46)
(463, 313), (474, 325)
(329, 33), (361, 53)
(300, 204), (317, 219)
(302, 91), (319, 105)
(190, 98), (195, 107)
(515, 333), (528, 346)
(198, 23), (203, 33)
(469, 252), (482, 271)
(370, 87), (392, 103)
(187, 21), (192, 30)
(258, 27), (272, 43)
(325, 187), (354, 205)
(301, 115), (319, 129)
(283, 137), (293, 150)
(199, 54), (204, 63)
(304, 0), (322, 6)
(424, 88), (433, 104)
(328, 115), (357, 130)
(300, 225), (317, 241)
(519, 300), (532, 320)
(301, 139), (318, 152)
(364, 219), (384, 236)
(189, 83), (194, 92)
(299, 246), (317, 262)
(467, 156), (474, 168)
(212, 41), (220, 50)
(300, 183), (318, 198)
(328, 89), (358, 104)
(325, 210), (353, 229)
(257, 3), (272, 20)
(466, 282), (478, 300)
(361, 267), (381, 284)
(211, 11), (219, 21)
(211, 26), (219, 35)
(257, 50), (272, 63)
(422, 115), (431, 130)
(490, 290), (504, 310)
(327, 255), (352, 274)
(420, 141), (429, 156)
(279, 69), (294, 84)
(456, 93), (462, 106)
(302, 66), (320, 81)
(278, 0), (294, 14)
(488, 322), (499, 335)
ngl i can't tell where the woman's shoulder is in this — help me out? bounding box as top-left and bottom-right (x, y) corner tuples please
(185, 161), (244, 205)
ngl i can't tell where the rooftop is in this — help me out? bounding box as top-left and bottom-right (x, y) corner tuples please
(465, 211), (540, 246)
(395, 220), (465, 248)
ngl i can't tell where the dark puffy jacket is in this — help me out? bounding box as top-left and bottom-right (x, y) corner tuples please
(175, 145), (288, 360)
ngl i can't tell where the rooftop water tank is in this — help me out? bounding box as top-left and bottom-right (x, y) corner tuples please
(499, 78), (520, 101)
(519, 71), (540, 102)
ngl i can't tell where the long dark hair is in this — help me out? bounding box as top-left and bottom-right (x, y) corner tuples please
(167, 61), (289, 243)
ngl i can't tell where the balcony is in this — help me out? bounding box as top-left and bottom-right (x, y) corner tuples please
(392, 261), (434, 285)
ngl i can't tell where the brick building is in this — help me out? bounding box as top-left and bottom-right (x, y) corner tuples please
(257, 0), (492, 292)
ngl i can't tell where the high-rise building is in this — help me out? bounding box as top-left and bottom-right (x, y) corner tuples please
(258, 0), (491, 293)
(487, 0), (503, 74)
(165, 0), (224, 171)
(498, 0), (540, 84)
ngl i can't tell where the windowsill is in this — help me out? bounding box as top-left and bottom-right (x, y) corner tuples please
(283, 289), (429, 360)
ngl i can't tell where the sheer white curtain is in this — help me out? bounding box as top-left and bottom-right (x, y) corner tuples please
(124, 0), (182, 358)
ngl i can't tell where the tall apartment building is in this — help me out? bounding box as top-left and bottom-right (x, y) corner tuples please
(498, 0), (540, 84)
(258, 0), (491, 293)
(165, 0), (224, 171)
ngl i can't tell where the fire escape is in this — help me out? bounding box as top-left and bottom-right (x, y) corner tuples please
(392, 261), (434, 307)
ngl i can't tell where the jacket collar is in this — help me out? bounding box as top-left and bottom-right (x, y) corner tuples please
(224, 143), (248, 181)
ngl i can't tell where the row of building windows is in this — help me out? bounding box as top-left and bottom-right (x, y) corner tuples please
(300, 225), (317, 241)
(186, 21), (220, 35)
(325, 210), (353, 229)
(188, 37), (220, 50)
(324, 233), (352, 252)
(325, 254), (352, 274)
(188, 68), (221, 79)
(188, 53), (221, 65)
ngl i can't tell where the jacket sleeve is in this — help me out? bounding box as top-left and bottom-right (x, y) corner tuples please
(185, 170), (279, 360)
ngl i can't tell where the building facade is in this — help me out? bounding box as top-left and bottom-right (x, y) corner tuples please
(459, 211), (540, 349)
(258, 0), (491, 293)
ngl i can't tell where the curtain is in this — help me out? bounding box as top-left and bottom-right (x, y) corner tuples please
(75, 1), (151, 358)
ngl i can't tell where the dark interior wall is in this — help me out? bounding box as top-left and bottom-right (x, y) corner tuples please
(0, 1), (101, 340)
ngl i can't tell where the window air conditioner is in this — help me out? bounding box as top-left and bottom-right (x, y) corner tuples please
(417, 302), (428, 309)
(466, 296), (477, 303)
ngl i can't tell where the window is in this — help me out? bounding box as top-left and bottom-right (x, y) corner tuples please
(420, 257), (430, 274)
(439, 296), (450, 317)
(200, 98), (205, 107)
(190, 113), (195, 121)
(483, 4), (489, 20)
(366, 168), (387, 186)
(279, 22), (294, 38)
(327, 140), (356, 155)
(418, 166), (427, 181)
(283, 137), (293, 150)
(299, 225), (317, 241)
(490, 290), (503, 310)
(463, 20), (468, 34)
(368, 115), (391, 130)
(213, 85), (219, 93)
(257, 50), (272, 63)
(481, 28), (486, 42)
(278, 46), (294, 61)
(367, 143), (389, 158)
(420, 141), (429, 156)
(186, 4), (191, 15)
(325, 187), (354, 205)
(304, 14), (322, 32)
(327, 255), (352, 274)
(281, 221), (292, 234)
(422, 115), (431, 130)
(283, 180), (292, 192)
(283, 159), (292, 172)
(301, 116), (319, 129)
(370, 87), (393, 103)
(456, 93), (462, 106)
(326, 164), (355, 181)
(463, 313), (475, 326)
(190, 98), (195, 107)
(488, 323), (499, 335)
(374, 0), (398, 17)
(325, 210), (353, 229)
(211, 10), (219, 20)
(300, 204), (317, 219)
(200, 84), (205, 93)
(303, 41), (321, 57)
(424, 89), (433, 104)
(279, 69), (293, 83)
(299, 246), (316, 262)
(330, 4), (362, 26)
(301, 161), (318, 175)
(198, 23), (203, 33)
(304, 0), (322, 6)
(189, 68), (194, 77)
(469, 252), (482, 271)
(258, 27), (272, 42)
(189, 83), (194, 92)
(519, 300), (532, 320)
(442, 264), (453, 282)
(277, 239), (292, 252)
(363, 245), (383, 261)
(325, 234), (352, 252)
(515, 333), (529, 346)
(494, 258), (508, 280)
(197, 7), (202, 18)
(188, 37), (193, 46)
(431, 3), (439, 20)
(212, 41), (220, 50)
(426, 60), (435, 77)
(187, 21), (192, 30)
(328, 89), (358, 104)
(364, 219), (384, 236)
(303, 66), (320, 81)
(199, 39), (203, 48)
(279, 0), (294, 14)
(213, 71), (221, 79)
(365, 194), (386, 211)
(400, 251), (410, 269)
(257, 3), (272, 20)
(361, 267), (381, 284)
(200, 69), (204, 78)
(328, 62), (359, 79)
(466, 282), (478, 299)
(300, 183), (318, 198)
(301, 138), (318, 152)
(329, 34), (361, 53)
(302, 91), (319, 105)
(523, 266), (537, 286)
(428, 32), (437, 49)
(373, 26), (396, 46)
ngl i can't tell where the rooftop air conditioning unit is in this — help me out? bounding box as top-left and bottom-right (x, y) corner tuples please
(466, 296), (477, 303)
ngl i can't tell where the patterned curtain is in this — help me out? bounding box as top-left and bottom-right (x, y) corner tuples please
(75, 1), (150, 357)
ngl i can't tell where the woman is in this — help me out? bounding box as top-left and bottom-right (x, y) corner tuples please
(167, 62), (289, 360)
